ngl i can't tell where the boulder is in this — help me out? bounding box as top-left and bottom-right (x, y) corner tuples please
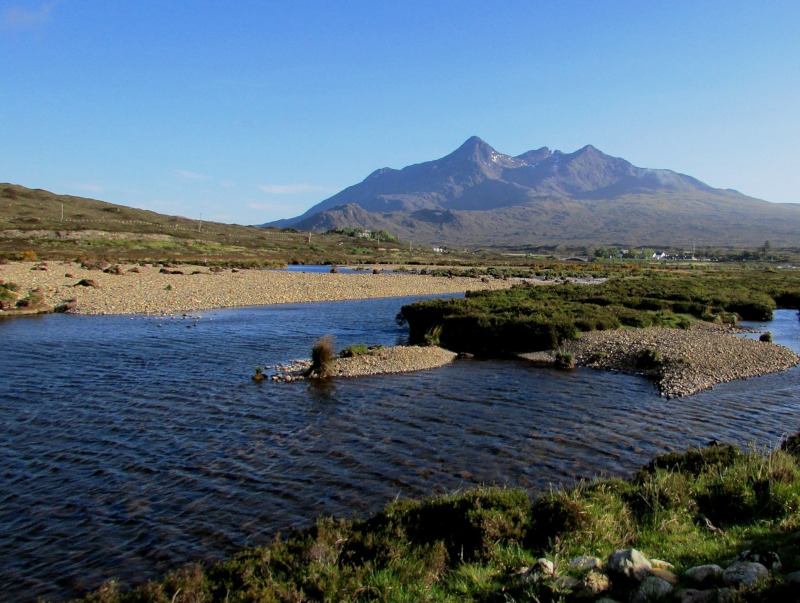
(723, 561), (768, 587)
(684, 564), (724, 586)
(631, 576), (673, 602)
(607, 548), (652, 582)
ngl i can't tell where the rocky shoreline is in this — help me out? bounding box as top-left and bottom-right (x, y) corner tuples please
(0, 261), (513, 316)
(522, 323), (800, 397)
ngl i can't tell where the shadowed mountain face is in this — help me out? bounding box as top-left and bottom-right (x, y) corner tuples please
(266, 137), (800, 248)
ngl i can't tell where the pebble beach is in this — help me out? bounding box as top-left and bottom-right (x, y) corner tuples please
(0, 261), (513, 316)
(562, 323), (799, 397)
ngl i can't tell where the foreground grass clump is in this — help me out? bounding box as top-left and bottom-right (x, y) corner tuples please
(81, 437), (800, 602)
(401, 270), (800, 353)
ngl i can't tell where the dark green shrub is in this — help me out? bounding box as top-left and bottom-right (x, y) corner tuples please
(527, 491), (587, 550)
(340, 343), (369, 358)
(635, 444), (743, 479)
(555, 351), (574, 370)
(760, 332), (773, 343)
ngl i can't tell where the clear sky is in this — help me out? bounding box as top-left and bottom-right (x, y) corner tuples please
(2, 1), (799, 225)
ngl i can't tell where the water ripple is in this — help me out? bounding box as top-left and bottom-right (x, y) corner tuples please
(1, 302), (799, 601)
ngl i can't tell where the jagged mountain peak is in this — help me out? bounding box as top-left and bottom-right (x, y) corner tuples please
(265, 137), (796, 248)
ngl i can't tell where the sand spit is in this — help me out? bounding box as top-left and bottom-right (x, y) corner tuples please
(0, 261), (514, 316)
(522, 324), (799, 397)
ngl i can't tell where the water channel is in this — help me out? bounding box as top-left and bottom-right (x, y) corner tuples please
(1, 297), (799, 601)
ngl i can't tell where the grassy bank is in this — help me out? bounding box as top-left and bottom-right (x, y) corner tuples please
(400, 269), (800, 354)
(79, 438), (800, 602)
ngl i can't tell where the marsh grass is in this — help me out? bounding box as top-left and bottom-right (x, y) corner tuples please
(401, 270), (800, 353)
(80, 436), (800, 602)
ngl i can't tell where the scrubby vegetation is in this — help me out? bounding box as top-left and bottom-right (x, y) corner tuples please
(79, 438), (800, 602)
(401, 269), (800, 354)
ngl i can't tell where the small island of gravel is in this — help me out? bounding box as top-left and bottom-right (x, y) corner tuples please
(522, 323), (800, 397)
(267, 345), (459, 382)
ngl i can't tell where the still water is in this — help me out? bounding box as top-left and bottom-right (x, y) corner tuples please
(1, 298), (799, 601)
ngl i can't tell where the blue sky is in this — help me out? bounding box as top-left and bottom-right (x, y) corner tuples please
(2, 1), (799, 225)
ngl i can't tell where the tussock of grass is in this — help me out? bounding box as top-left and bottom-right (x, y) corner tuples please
(308, 335), (336, 378)
(79, 436), (800, 602)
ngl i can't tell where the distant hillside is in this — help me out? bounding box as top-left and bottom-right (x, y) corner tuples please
(268, 137), (800, 248)
(0, 184), (423, 265)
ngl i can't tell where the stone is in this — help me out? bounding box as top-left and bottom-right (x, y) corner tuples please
(723, 561), (768, 587)
(786, 570), (800, 585)
(738, 549), (782, 571)
(607, 548), (652, 582)
(684, 564), (724, 586)
(569, 555), (603, 571)
(650, 558), (674, 570)
(631, 576), (673, 602)
(650, 568), (678, 585)
(572, 569), (611, 599)
(675, 588), (718, 603)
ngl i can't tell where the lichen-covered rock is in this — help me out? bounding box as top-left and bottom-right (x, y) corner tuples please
(573, 569), (611, 599)
(607, 548), (652, 582)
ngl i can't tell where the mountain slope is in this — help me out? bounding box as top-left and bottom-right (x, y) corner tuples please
(268, 137), (800, 248)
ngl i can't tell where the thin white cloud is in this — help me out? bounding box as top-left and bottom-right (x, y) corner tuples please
(3, 1), (57, 30)
(258, 183), (333, 195)
(175, 169), (206, 181)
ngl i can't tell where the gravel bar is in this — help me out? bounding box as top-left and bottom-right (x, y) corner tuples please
(0, 261), (513, 316)
(521, 324), (800, 398)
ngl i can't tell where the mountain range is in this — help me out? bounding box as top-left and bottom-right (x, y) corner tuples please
(268, 137), (800, 249)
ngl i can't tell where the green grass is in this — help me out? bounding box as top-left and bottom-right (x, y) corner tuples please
(400, 268), (800, 353)
(78, 438), (800, 602)
(0, 183), (496, 267)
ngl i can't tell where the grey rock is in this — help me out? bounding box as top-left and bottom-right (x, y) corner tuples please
(607, 548), (652, 582)
(723, 561), (768, 587)
(631, 576), (673, 602)
(569, 555), (603, 571)
(684, 564), (724, 586)
(675, 589), (718, 603)
(786, 570), (800, 585)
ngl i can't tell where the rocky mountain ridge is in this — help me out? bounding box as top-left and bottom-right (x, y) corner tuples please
(268, 137), (800, 249)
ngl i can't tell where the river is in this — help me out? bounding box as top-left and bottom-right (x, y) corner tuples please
(1, 298), (798, 601)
